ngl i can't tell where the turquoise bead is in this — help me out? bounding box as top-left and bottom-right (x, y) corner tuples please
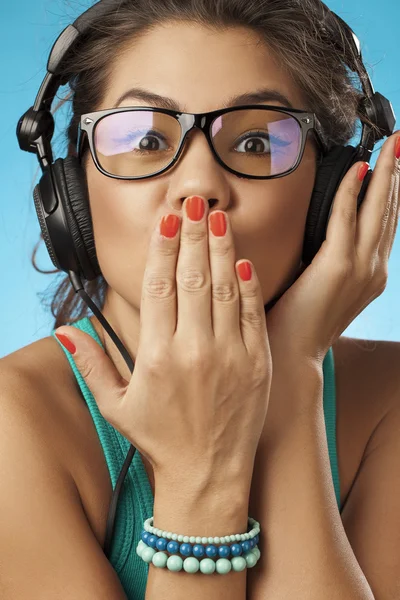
(152, 551), (168, 568)
(231, 556), (247, 572)
(141, 546), (156, 563)
(216, 558), (232, 574)
(147, 535), (157, 548)
(245, 551), (258, 568)
(167, 555), (183, 571)
(253, 546), (261, 560)
(183, 557), (200, 573)
(199, 558), (216, 574)
(242, 540), (251, 553)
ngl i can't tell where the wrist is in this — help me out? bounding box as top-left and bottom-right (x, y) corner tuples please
(153, 481), (250, 536)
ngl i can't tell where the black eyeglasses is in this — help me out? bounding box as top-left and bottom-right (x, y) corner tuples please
(77, 104), (327, 181)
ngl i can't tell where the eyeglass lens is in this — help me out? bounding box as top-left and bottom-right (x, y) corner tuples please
(93, 109), (302, 178)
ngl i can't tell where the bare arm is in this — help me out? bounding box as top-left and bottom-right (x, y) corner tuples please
(145, 477), (250, 600)
(247, 363), (375, 600)
(0, 366), (128, 600)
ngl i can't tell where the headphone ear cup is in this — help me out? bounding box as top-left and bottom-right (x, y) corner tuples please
(302, 145), (359, 267)
(52, 156), (101, 280)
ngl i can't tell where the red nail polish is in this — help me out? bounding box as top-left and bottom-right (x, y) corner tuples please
(358, 162), (369, 182)
(55, 333), (76, 355)
(238, 261), (252, 281)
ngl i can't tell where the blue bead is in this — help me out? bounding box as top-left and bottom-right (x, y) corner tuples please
(180, 543), (193, 557)
(255, 534), (259, 544)
(205, 544), (218, 558)
(192, 544), (205, 558)
(147, 535), (158, 548)
(167, 540), (179, 554)
(156, 537), (168, 551)
(141, 531), (150, 544)
(242, 540), (251, 553)
(218, 545), (231, 558)
(231, 543), (243, 556)
(249, 538), (255, 549)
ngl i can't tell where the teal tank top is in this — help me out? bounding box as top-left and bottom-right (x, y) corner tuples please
(52, 316), (341, 599)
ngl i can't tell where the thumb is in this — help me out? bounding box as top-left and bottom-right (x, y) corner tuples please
(54, 327), (127, 419)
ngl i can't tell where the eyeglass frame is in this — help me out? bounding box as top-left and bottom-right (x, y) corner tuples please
(77, 104), (328, 181)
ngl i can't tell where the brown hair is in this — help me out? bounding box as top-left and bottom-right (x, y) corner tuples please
(31, 0), (380, 329)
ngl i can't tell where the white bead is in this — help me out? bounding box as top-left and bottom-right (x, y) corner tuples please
(141, 546), (156, 563)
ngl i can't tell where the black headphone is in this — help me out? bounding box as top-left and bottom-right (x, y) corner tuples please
(16, 0), (396, 561)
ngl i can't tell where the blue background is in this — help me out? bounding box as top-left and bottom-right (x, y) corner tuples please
(1, 0), (399, 357)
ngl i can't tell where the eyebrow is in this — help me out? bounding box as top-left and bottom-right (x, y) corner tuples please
(115, 86), (295, 111)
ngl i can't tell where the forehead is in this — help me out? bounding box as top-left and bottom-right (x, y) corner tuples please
(101, 21), (307, 112)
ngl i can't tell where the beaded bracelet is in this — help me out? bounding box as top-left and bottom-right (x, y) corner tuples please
(136, 515), (261, 574)
(137, 539), (260, 574)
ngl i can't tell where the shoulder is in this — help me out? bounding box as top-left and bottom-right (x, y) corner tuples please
(332, 337), (400, 597)
(332, 335), (400, 508)
(332, 334), (400, 414)
(0, 334), (88, 473)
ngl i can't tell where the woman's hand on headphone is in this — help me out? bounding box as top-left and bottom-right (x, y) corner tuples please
(54, 195), (272, 496)
(266, 130), (400, 367)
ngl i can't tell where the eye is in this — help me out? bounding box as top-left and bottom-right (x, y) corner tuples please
(233, 131), (291, 156)
(120, 129), (171, 154)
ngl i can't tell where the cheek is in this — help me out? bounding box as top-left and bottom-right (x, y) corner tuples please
(241, 148), (317, 300)
(85, 162), (152, 306)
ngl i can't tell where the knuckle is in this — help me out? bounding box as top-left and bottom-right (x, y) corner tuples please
(241, 306), (265, 329)
(144, 345), (169, 373)
(211, 242), (232, 258)
(144, 274), (175, 299)
(177, 268), (208, 292)
(182, 341), (210, 370)
(78, 359), (96, 382)
(180, 228), (207, 244)
(332, 257), (353, 280)
(341, 200), (357, 224)
(375, 268), (388, 292)
(212, 281), (238, 303)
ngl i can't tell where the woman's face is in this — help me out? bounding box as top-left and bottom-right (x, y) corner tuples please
(85, 21), (319, 356)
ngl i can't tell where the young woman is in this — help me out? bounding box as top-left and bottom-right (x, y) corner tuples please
(3, 0), (399, 598)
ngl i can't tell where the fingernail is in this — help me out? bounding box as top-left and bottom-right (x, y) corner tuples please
(160, 214), (180, 238)
(357, 162), (369, 182)
(209, 212), (227, 237)
(395, 136), (400, 160)
(186, 196), (206, 222)
(238, 261), (252, 281)
(55, 332), (76, 355)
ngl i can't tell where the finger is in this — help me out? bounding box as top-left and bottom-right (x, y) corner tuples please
(53, 328), (126, 425)
(207, 210), (240, 340)
(175, 195), (213, 340)
(324, 160), (366, 260)
(139, 212), (181, 347)
(235, 259), (269, 360)
(356, 133), (400, 258)
(381, 157), (400, 260)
